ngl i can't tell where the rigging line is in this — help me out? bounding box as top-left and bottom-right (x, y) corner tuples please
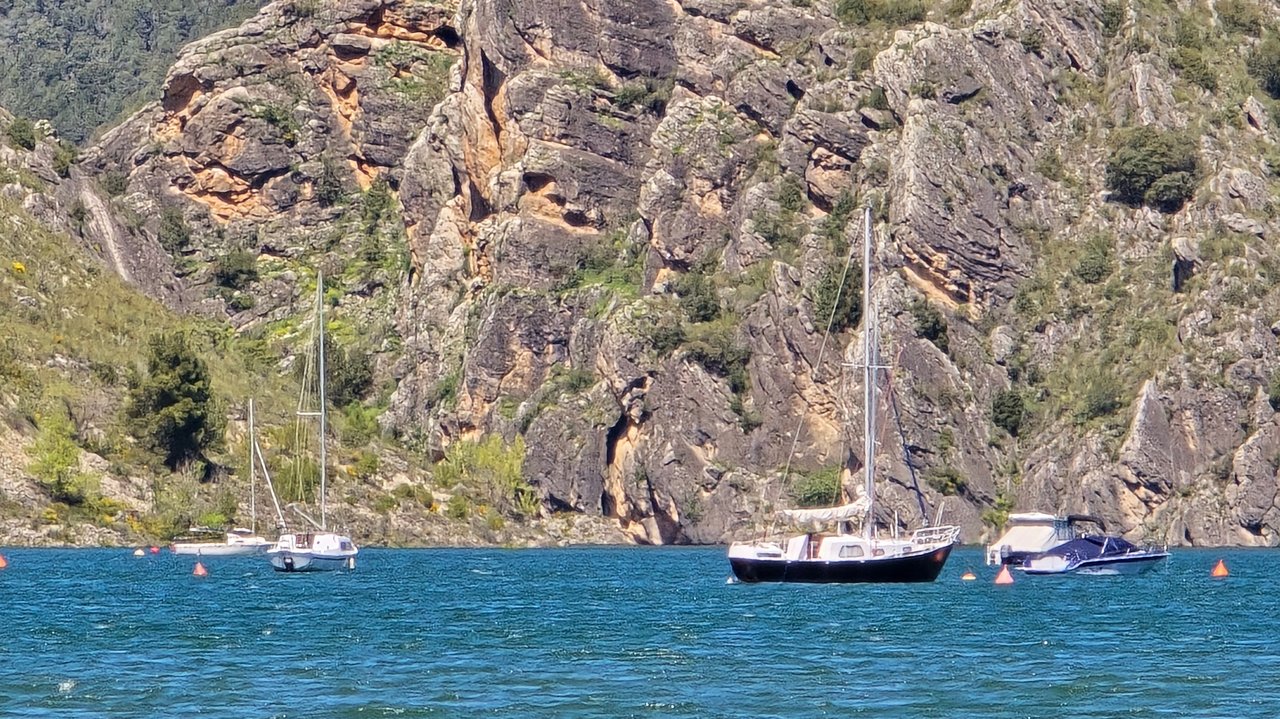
(886, 349), (930, 525)
(766, 209), (862, 540)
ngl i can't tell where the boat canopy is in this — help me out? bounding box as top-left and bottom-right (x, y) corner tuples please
(781, 498), (869, 524)
(1041, 535), (1137, 561)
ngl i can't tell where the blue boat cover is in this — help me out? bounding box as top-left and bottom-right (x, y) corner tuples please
(1036, 535), (1138, 563)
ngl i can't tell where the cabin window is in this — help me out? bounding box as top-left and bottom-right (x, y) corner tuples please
(838, 545), (864, 558)
(872, 548), (885, 556)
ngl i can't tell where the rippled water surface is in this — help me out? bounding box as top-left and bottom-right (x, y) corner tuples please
(0, 547), (1276, 717)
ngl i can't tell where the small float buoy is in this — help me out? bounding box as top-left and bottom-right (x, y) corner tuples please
(0, 554), (8, 569)
(1211, 559), (1229, 578)
(192, 562), (208, 577)
(961, 571), (977, 581)
(133, 548), (145, 557)
(995, 565), (1014, 585)
(149, 546), (160, 554)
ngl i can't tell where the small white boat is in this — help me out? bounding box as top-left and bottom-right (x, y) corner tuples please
(256, 273), (359, 573)
(267, 530), (357, 572)
(171, 528), (271, 556)
(984, 512), (1092, 566)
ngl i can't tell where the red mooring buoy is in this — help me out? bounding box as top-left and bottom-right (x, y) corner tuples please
(995, 565), (1014, 585)
(1211, 559), (1229, 578)
(193, 562), (208, 577)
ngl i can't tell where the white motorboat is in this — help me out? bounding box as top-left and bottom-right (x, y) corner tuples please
(1019, 535), (1170, 575)
(728, 206), (960, 583)
(171, 528), (270, 556)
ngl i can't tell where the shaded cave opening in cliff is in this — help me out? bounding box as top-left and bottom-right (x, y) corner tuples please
(434, 26), (460, 49)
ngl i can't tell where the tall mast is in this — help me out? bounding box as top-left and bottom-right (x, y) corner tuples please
(862, 205), (876, 542)
(249, 399), (256, 534)
(317, 273), (328, 531)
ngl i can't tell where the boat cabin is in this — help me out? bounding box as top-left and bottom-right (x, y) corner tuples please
(985, 513), (1105, 565)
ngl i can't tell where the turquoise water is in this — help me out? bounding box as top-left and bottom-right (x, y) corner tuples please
(0, 547), (1274, 717)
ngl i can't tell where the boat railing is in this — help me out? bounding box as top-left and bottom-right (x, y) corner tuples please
(910, 525), (960, 545)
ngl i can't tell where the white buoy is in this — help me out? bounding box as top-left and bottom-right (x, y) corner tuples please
(132, 548), (145, 557)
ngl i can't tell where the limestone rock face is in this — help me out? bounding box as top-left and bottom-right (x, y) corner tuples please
(60, 0), (1280, 547)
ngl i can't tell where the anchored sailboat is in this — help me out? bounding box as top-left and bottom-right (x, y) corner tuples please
(261, 273), (359, 572)
(171, 414), (271, 556)
(728, 206), (960, 583)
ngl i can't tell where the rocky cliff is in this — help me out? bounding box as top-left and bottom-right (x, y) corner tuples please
(11, 0), (1280, 547)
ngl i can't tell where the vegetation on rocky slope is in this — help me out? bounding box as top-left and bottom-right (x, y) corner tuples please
(0, 0), (267, 143)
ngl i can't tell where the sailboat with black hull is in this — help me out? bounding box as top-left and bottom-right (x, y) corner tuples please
(728, 206), (960, 583)
(260, 273), (359, 572)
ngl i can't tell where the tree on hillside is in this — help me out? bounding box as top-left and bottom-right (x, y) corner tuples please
(126, 332), (224, 471)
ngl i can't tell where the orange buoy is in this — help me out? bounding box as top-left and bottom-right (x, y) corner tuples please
(961, 571), (977, 581)
(149, 546), (160, 554)
(1211, 559), (1229, 578)
(192, 562), (208, 577)
(995, 565), (1014, 585)
(0, 554), (8, 569)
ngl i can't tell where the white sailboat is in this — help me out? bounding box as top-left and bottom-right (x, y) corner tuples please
(728, 206), (960, 583)
(261, 273), (359, 572)
(171, 415), (271, 556)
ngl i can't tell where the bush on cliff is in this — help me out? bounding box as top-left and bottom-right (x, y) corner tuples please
(1104, 126), (1199, 212)
(126, 332), (224, 470)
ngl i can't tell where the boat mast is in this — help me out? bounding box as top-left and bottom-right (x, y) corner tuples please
(317, 273), (328, 531)
(249, 399), (256, 535)
(862, 205), (876, 542)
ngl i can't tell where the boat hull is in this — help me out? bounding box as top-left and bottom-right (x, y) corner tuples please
(269, 551), (356, 572)
(1022, 552), (1168, 576)
(171, 543), (269, 557)
(730, 543), (955, 583)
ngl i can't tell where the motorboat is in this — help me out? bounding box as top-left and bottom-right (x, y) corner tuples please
(1020, 534), (1170, 575)
(985, 513), (1104, 566)
(171, 527), (270, 556)
(728, 206), (960, 584)
(268, 529), (357, 572)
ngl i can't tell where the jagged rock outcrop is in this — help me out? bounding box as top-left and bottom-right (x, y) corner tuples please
(39, 0), (1280, 547)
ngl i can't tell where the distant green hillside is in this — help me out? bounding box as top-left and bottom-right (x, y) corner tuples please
(0, 0), (267, 143)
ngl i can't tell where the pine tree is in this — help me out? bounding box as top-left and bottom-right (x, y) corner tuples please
(126, 332), (224, 470)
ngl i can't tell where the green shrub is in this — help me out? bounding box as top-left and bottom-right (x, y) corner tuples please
(1100, 1), (1124, 37)
(645, 314), (686, 356)
(1075, 234), (1112, 284)
(435, 435), (537, 518)
(157, 206), (191, 253)
(613, 77), (674, 114)
(445, 493), (469, 519)
(1077, 371), (1122, 422)
(1269, 372), (1280, 412)
(811, 261), (862, 332)
(673, 269), (720, 323)
(992, 390), (1025, 436)
(836, 0), (927, 25)
(791, 466), (841, 507)
(926, 466), (966, 496)
(321, 337), (374, 408)
(1219, 0), (1262, 36)
(126, 332), (224, 470)
(362, 177), (395, 234)
(910, 298), (949, 354)
(101, 171), (129, 196)
(778, 173), (807, 213)
(314, 156), (346, 206)
(29, 410), (96, 505)
(861, 87), (891, 111)
(1169, 48), (1217, 91)
(5, 117), (36, 150)
(753, 211), (802, 249)
(1104, 126), (1199, 212)
(1248, 37), (1280, 98)
(342, 404), (382, 446)
(683, 319), (751, 394)
(213, 251), (258, 289)
(53, 142), (78, 178)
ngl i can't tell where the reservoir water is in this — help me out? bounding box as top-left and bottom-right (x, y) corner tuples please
(0, 547), (1275, 717)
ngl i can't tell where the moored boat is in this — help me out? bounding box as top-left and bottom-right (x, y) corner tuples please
(1020, 535), (1169, 575)
(985, 513), (1104, 566)
(727, 206), (960, 584)
(171, 528), (270, 556)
